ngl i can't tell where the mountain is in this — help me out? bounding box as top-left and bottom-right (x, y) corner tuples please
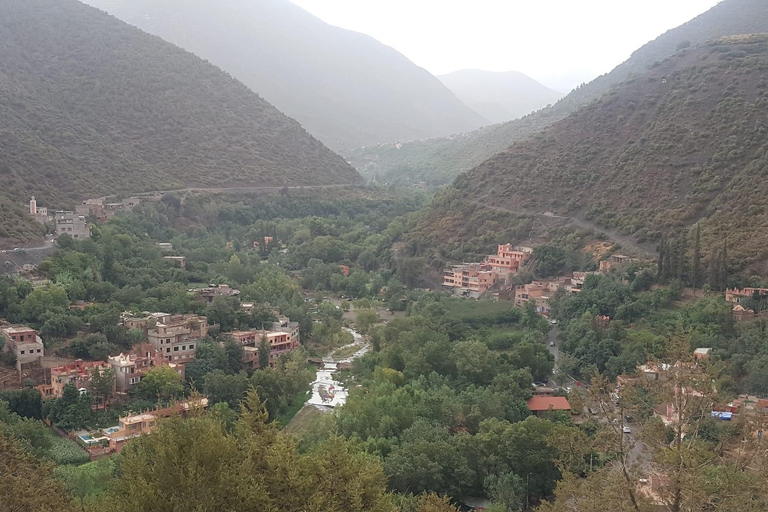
(0, 0), (361, 243)
(81, 0), (488, 151)
(348, 0), (768, 186)
(438, 70), (564, 124)
(411, 35), (768, 273)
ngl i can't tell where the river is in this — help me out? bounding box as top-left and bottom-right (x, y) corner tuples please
(306, 328), (368, 409)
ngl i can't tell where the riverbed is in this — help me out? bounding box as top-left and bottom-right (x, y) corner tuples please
(306, 328), (368, 409)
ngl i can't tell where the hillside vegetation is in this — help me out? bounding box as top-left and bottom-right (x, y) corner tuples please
(82, 0), (488, 151)
(348, 0), (768, 185)
(413, 36), (768, 274)
(0, 0), (361, 241)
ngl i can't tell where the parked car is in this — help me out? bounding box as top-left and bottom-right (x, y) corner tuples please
(589, 408), (597, 415)
(624, 415), (634, 423)
(623, 426), (631, 434)
(550, 341), (555, 347)
(549, 319), (558, 325)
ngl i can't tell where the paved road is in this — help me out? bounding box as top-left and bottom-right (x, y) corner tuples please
(465, 199), (657, 258)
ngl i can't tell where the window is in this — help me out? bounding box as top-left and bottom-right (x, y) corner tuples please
(181, 345), (186, 351)
(166, 348), (170, 353)
(189, 344), (195, 350)
(20, 350), (25, 355)
(37, 349), (42, 353)
(129, 377), (140, 385)
(174, 347), (179, 352)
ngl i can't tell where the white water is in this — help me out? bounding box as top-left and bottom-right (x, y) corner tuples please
(307, 328), (368, 409)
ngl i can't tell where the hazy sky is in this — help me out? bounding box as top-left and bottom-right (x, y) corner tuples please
(291, 0), (721, 91)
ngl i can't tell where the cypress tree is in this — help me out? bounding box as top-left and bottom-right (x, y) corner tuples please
(691, 224), (702, 291)
(707, 248), (720, 290)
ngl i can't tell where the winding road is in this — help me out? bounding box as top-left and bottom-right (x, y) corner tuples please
(466, 199), (658, 258)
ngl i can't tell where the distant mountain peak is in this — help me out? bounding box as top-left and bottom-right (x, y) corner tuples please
(83, 0), (488, 151)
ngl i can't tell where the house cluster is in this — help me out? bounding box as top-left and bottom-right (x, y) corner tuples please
(36, 360), (111, 399)
(1, 324), (44, 370)
(725, 287), (768, 321)
(443, 244), (533, 297)
(599, 254), (632, 272)
(122, 312), (209, 364)
(511, 272), (591, 314)
(228, 315), (301, 369)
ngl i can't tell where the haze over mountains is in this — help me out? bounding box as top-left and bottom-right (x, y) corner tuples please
(438, 70), (564, 124)
(0, 0), (360, 241)
(350, 0), (768, 186)
(414, 34), (768, 272)
(82, 0), (489, 151)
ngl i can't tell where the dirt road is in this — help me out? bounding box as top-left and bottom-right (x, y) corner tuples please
(466, 199), (657, 258)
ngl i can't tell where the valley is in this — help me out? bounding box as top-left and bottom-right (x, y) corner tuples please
(3, 1), (768, 512)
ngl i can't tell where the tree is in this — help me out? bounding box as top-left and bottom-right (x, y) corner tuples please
(356, 309), (380, 335)
(135, 366), (183, 402)
(89, 396), (396, 512)
(691, 223), (702, 292)
(89, 367), (115, 408)
(204, 370), (250, 409)
(258, 337), (271, 369)
(0, 388), (43, 419)
(0, 431), (77, 512)
(44, 384), (92, 431)
(506, 342), (554, 383)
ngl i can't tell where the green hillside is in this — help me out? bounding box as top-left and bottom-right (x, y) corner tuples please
(412, 35), (768, 275)
(347, 0), (768, 186)
(82, 0), (488, 151)
(0, 0), (361, 243)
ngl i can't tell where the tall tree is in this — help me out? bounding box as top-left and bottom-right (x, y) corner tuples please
(691, 223), (702, 292)
(0, 431), (77, 512)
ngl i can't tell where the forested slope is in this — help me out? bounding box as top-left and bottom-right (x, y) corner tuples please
(0, 0), (360, 242)
(412, 36), (768, 273)
(348, 0), (768, 185)
(82, 0), (488, 151)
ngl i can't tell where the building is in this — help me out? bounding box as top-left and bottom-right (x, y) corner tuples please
(29, 196), (50, 224)
(443, 245), (533, 298)
(163, 256), (186, 269)
(193, 284), (240, 303)
(725, 287), (768, 304)
(107, 398), (208, 452)
(526, 396), (571, 416)
(340, 265), (350, 277)
(157, 243), (173, 252)
(599, 254), (631, 272)
(55, 211), (91, 239)
(121, 313), (208, 364)
(486, 244), (533, 273)
(228, 317), (301, 369)
(513, 281), (555, 314)
(443, 263), (499, 297)
(39, 360), (113, 399)
(1, 325), (44, 367)
(108, 344), (184, 394)
(693, 348), (712, 361)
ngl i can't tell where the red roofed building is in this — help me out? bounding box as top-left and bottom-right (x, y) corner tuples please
(526, 396), (571, 416)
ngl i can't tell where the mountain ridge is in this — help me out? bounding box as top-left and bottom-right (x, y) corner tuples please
(0, 0), (361, 242)
(410, 35), (768, 274)
(81, 0), (489, 151)
(438, 69), (564, 124)
(348, 0), (768, 186)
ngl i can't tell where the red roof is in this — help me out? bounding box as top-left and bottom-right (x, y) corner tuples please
(526, 396), (571, 412)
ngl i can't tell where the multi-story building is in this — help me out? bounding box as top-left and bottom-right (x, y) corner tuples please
(443, 263), (499, 296)
(228, 317), (301, 369)
(1, 325), (44, 366)
(486, 244), (533, 273)
(108, 344), (184, 394)
(55, 211), (91, 239)
(39, 360), (113, 399)
(121, 313), (208, 364)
